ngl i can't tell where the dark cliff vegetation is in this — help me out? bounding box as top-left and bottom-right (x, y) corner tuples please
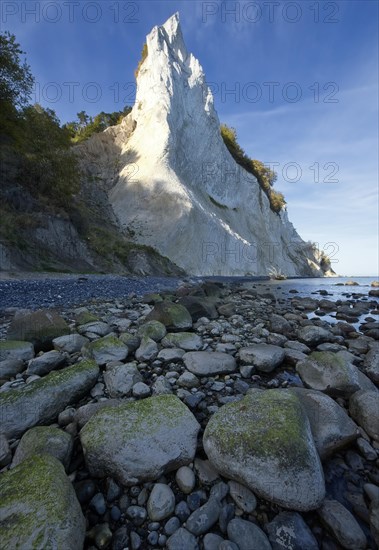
(63, 107), (132, 144)
(1, 31), (287, 273)
(220, 124), (286, 214)
(0, 32), (180, 274)
(0, 32), (80, 209)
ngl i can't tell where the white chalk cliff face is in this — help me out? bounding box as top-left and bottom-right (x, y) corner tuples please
(86, 13), (325, 276)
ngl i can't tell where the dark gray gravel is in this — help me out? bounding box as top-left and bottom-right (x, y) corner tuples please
(0, 275), (183, 311)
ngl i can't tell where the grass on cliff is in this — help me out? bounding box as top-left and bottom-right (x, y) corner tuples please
(220, 124), (286, 214)
(135, 43), (148, 79)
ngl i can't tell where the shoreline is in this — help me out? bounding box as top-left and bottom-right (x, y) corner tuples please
(0, 278), (378, 548)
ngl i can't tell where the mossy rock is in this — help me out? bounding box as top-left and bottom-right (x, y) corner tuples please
(142, 293), (164, 304)
(80, 394), (200, 485)
(11, 426), (73, 470)
(7, 310), (70, 350)
(145, 301), (192, 331)
(0, 454), (85, 549)
(288, 388), (358, 459)
(0, 359), (99, 439)
(76, 310), (99, 325)
(0, 340), (34, 362)
(349, 390), (379, 440)
(162, 332), (203, 351)
(119, 333), (141, 352)
(296, 351), (361, 396)
(84, 336), (129, 365)
(137, 321), (167, 342)
(178, 296), (219, 321)
(203, 389), (325, 511)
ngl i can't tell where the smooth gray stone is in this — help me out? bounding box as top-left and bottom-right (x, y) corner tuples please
(185, 498), (221, 535)
(147, 483), (175, 521)
(167, 527), (199, 550)
(267, 511), (318, 550)
(227, 518), (272, 550)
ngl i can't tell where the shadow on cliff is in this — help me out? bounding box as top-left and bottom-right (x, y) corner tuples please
(110, 147), (193, 240)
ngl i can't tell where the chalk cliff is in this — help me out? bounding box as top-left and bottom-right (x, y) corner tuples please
(81, 13), (325, 277)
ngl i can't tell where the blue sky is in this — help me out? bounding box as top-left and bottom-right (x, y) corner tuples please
(2, 0), (378, 275)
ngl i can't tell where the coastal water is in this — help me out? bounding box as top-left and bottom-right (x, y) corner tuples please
(242, 276), (379, 332)
(249, 276), (379, 301)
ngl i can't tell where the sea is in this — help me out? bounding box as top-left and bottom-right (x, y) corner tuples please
(238, 276), (379, 332)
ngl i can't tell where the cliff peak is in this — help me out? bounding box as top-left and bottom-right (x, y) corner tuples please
(82, 13), (325, 277)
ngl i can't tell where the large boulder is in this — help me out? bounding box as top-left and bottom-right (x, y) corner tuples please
(0, 359), (99, 439)
(26, 350), (66, 376)
(80, 395), (200, 485)
(318, 499), (367, 549)
(0, 358), (25, 379)
(363, 345), (379, 384)
(266, 511), (319, 550)
(162, 332), (203, 351)
(183, 351), (237, 376)
(52, 333), (89, 354)
(0, 454), (85, 549)
(178, 296), (218, 321)
(239, 344), (285, 373)
(270, 314), (292, 336)
(0, 341), (34, 362)
(297, 325), (332, 346)
(145, 301), (192, 331)
(84, 336), (129, 365)
(296, 351), (361, 396)
(289, 388), (359, 459)
(349, 390), (379, 440)
(11, 426), (73, 470)
(203, 389), (325, 511)
(103, 363), (142, 398)
(227, 518), (272, 550)
(137, 320), (167, 342)
(7, 309), (70, 349)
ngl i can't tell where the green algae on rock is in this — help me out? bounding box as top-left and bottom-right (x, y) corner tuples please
(0, 454), (85, 549)
(11, 426), (73, 470)
(7, 309), (70, 348)
(83, 336), (129, 365)
(0, 340), (34, 362)
(0, 359), (99, 439)
(288, 387), (359, 459)
(80, 394), (200, 486)
(145, 301), (192, 331)
(203, 389), (325, 511)
(296, 351), (361, 396)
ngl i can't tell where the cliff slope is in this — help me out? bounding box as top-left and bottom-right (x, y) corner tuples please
(82, 13), (325, 277)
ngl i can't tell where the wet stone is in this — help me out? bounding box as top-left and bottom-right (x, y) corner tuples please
(89, 493), (107, 515)
(126, 506), (147, 526)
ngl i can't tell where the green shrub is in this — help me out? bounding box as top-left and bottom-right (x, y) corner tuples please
(220, 123), (285, 214)
(64, 107), (132, 144)
(269, 190), (286, 213)
(135, 43), (148, 79)
(19, 105), (81, 206)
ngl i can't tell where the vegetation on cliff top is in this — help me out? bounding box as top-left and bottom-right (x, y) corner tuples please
(63, 107), (132, 144)
(220, 124), (286, 214)
(135, 43), (148, 79)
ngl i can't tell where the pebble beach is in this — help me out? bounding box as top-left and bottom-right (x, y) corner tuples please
(0, 275), (378, 549)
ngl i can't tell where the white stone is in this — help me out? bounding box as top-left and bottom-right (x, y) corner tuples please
(79, 13), (326, 277)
